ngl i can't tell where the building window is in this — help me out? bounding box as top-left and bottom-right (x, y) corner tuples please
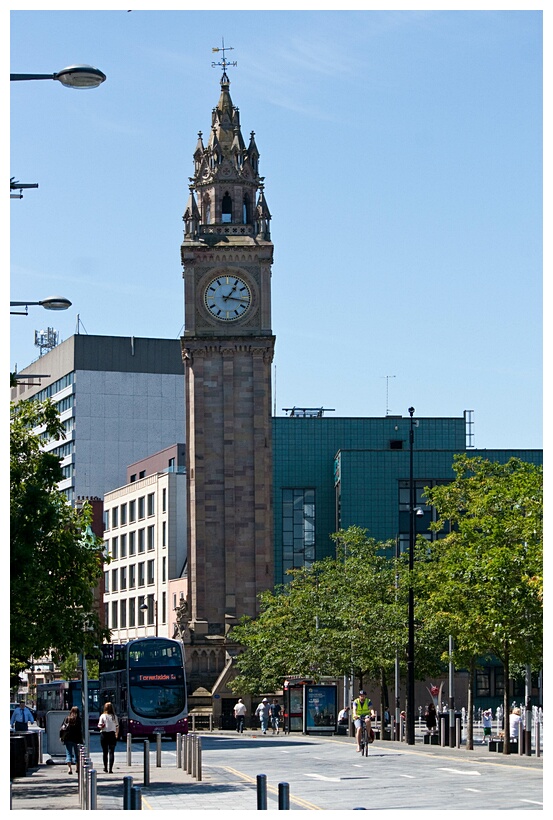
(162, 557), (167, 583)
(111, 537), (118, 560)
(130, 474), (137, 483)
(162, 591), (167, 625)
(147, 560), (155, 586)
(120, 599), (127, 629)
(281, 488), (316, 576)
(120, 533), (127, 558)
(129, 531), (136, 556)
(168, 458), (175, 473)
(120, 566), (127, 591)
(139, 470), (146, 479)
(111, 601), (118, 629)
(138, 497), (145, 519)
(147, 526), (155, 551)
(112, 569), (118, 592)
(103, 511), (110, 531)
(146, 595), (154, 625)
(112, 507), (118, 529)
(128, 597), (135, 627)
(129, 564), (136, 589)
(138, 562), (145, 587)
(120, 503), (127, 525)
(147, 493), (155, 516)
(129, 500), (136, 522)
(138, 596), (145, 626)
(162, 521), (167, 547)
(390, 440), (404, 450)
(104, 571), (110, 593)
(138, 529), (145, 553)
(162, 488), (167, 512)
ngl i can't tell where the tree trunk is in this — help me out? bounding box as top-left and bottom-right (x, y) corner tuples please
(503, 642), (510, 755)
(466, 657), (475, 750)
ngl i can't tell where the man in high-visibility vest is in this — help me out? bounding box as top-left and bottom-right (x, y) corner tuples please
(352, 690), (374, 752)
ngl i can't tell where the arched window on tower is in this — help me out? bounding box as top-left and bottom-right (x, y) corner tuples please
(222, 192), (232, 223)
(243, 194), (251, 225)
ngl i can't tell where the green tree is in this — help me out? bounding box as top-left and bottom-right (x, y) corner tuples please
(10, 399), (108, 679)
(422, 456), (542, 753)
(230, 526), (417, 720)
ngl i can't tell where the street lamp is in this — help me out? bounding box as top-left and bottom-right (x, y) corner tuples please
(406, 407), (417, 745)
(10, 65), (106, 89)
(140, 598), (158, 636)
(10, 296), (72, 316)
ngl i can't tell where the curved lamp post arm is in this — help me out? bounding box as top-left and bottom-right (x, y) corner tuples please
(11, 65), (106, 88)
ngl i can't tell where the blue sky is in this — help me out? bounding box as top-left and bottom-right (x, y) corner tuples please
(8, 6), (543, 449)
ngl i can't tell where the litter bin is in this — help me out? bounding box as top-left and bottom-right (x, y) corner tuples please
(10, 735), (27, 779)
(13, 731), (39, 768)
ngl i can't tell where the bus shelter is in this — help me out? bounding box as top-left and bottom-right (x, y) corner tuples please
(283, 677), (337, 735)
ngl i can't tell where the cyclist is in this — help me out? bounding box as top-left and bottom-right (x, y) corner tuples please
(269, 698), (282, 735)
(352, 690), (374, 752)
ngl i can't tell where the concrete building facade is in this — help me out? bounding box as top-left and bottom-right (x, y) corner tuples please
(11, 334), (185, 502)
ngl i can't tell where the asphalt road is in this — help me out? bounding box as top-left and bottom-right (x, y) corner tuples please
(84, 730), (543, 811)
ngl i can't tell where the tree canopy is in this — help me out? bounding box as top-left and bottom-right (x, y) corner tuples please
(10, 399), (108, 682)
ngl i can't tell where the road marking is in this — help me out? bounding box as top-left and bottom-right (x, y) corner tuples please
(399, 774), (415, 779)
(306, 773), (341, 782)
(520, 800), (543, 806)
(221, 766), (323, 810)
(438, 768), (482, 776)
(465, 788), (482, 793)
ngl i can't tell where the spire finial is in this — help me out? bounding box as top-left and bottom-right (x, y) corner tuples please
(211, 37), (237, 83)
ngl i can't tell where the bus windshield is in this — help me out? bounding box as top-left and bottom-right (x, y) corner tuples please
(128, 639), (186, 719)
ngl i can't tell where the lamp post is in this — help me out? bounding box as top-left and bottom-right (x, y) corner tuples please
(140, 598), (158, 636)
(11, 65), (106, 88)
(10, 296), (72, 316)
(406, 407), (416, 745)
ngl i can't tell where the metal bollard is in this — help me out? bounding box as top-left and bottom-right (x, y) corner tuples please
(90, 769), (97, 810)
(187, 733), (193, 774)
(127, 733), (133, 765)
(455, 716), (462, 748)
(196, 735), (202, 782)
(82, 760), (89, 810)
(192, 734), (197, 778)
(536, 720), (540, 758)
(257, 774), (268, 810)
(130, 785), (142, 810)
(181, 735), (188, 771)
(123, 775), (134, 810)
(156, 732), (162, 767)
(143, 739), (150, 786)
(209, 714), (213, 732)
(176, 733), (182, 768)
(278, 782), (290, 810)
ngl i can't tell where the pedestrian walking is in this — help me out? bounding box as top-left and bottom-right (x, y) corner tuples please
(509, 707), (522, 742)
(233, 698), (247, 733)
(11, 701), (35, 732)
(255, 698), (270, 734)
(60, 706), (83, 774)
(482, 708), (493, 744)
(98, 702), (119, 773)
(424, 702), (437, 733)
(269, 698), (282, 734)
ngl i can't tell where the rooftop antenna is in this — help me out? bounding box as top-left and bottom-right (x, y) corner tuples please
(212, 38), (237, 81)
(382, 375), (396, 416)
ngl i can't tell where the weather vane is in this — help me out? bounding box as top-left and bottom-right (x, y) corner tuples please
(212, 38), (237, 80)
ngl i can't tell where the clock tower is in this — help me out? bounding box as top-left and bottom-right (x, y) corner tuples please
(181, 59), (275, 686)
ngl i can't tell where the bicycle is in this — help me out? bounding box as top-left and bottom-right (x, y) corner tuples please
(358, 719), (375, 756)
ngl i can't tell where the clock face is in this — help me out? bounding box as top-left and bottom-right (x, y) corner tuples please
(204, 274), (252, 321)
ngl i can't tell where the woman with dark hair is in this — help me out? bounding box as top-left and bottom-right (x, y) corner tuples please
(98, 702), (119, 773)
(424, 702), (437, 733)
(61, 706), (83, 774)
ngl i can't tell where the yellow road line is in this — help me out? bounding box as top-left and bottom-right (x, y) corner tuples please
(222, 765), (323, 810)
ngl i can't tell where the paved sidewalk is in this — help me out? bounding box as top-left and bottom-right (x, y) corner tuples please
(10, 732), (543, 811)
